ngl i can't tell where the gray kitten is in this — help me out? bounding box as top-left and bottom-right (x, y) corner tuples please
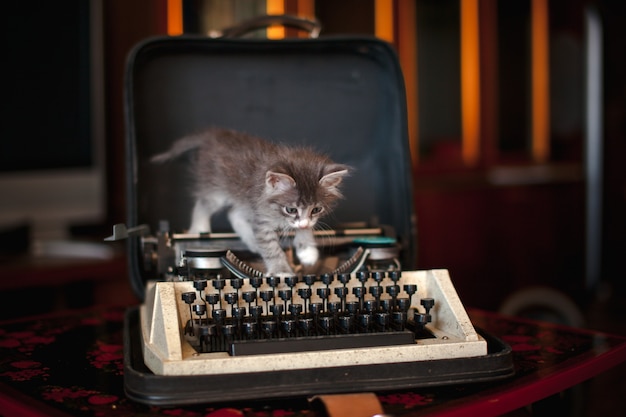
(151, 128), (350, 276)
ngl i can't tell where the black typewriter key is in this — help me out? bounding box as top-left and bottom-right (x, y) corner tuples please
(270, 303), (284, 319)
(320, 273), (334, 286)
(263, 321), (277, 339)
(386, 285), (400, 297)
(193, 279), (208, 290)
(285, 275), (299, 287)
(260, 290), (274, 313)
(356, 271), (369, 285)
(369, 286), (383, 311)
(352, 286), (366, 311)
(303, 274), (317, 286)
(222, 324), (236, 347)
(299, 317), (314, 336)
(281, 319), (296, 337)
(193, 303), (207, 325)
(224, 292), (238, 305)
(230, 277), (244, 290)
(224, 292), (239, 317)
(375, 312), (390, 332)
(327, 301), (341, 326)
(403, 284), (417, 306)
(316, 286), (331, 299)
(338, 315), (353, 333)
(316, 287), (331, 310)
(397, 297), (411, 312)
(289, 303), (303, 320)
(270, 304), (284, 337)
(388, 270), (401, 283)
(249, 305), (263, 337)
(411, 312), (431, 338)
(421, 298), (435, 323)
(242, 291), (257, 309)
(212, 278), (226, 309)
(278, 289), (292, 311)
(334, 286), (348, 310)
(338, 273), (351, 285)
(386, 285), (401, 310)
(297, 288), (312, 314)
(327, 300), (341, 314)
(212, 308), (227, 324)
(232, 306), (246, 337)
(206, 293), (220, 312)
(310, 302), (323, 315)
(380, 299), (392, 313)
(371, 271), (385, 283)
(310, 302), (323, 328)
(250, 304), (263, 319)
(364, 300), (376, 314)
(182, 292), (197, 334)
(266, 276), (280, 288)
(198, 324), (215, 353)
(414, 312), (428, 326)
(193, 279), (208, 293)
(182, 292), (197, 304)
(249, 276), (263, 289)
(346, 301), (359, 316)
(318, 316), (333, 335)
(392, 311), (408, 331)
(357, 314), (372, 332)
(421, 298), (435, 313)
(242, 321), (257, 340)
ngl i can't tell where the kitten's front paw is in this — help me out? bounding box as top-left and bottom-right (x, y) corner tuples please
(297, 246), (319, 266)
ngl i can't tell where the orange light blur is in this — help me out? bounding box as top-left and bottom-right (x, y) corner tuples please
(375, 0), (394, 43)
(531, 0), (550, 163)
(167, 0), (183, 36)
(267, 0), (285, 39)
(461, 0), (481, 166)
(297, 0), (315, 19)
(397, 0), (419, 164)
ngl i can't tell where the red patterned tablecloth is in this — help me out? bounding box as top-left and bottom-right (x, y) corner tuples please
(1, 306), (625, 416)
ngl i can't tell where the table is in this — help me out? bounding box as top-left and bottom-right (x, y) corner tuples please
(1, 305), (625, 416)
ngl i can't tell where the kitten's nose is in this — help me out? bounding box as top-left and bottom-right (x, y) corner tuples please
(295, 219), (310, 228)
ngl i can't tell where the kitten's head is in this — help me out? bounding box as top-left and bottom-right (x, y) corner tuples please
(264, 163), (349, 229)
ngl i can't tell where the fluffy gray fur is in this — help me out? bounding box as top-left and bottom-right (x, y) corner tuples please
(151, 127), (349, 275)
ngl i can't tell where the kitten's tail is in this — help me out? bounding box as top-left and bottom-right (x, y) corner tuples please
(150, 134), (205, 163)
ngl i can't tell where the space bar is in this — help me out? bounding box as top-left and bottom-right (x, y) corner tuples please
(228, 331), (415, 356)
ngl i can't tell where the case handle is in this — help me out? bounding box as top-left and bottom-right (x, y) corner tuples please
(214, 14), (321, 39)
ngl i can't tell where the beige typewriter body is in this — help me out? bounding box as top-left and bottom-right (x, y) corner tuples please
(140, 268), (487, 376)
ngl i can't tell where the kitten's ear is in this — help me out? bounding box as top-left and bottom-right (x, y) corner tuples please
(319, 165), (349, 189)
(266, 171), (296, 193)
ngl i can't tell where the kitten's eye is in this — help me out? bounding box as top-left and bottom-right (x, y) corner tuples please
(311, 207), (323, 215)
(284, 207), (298, 215)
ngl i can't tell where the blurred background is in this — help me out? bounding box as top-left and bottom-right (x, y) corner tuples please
(3, 0), (624, 326)
(1, 0), (624, 414)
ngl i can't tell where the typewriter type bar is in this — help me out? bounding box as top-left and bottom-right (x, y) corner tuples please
(140, 268), (487, 376)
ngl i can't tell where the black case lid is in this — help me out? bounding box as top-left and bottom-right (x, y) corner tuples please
(124, 36), (416, 296)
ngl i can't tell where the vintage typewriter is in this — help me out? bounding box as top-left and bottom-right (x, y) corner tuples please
(117, 32), (513, 406)
(111, 222), (513, 405)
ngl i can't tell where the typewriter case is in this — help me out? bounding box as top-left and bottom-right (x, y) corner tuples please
(121, 26), (513, 406)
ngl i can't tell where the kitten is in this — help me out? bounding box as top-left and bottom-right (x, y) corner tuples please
(151, 127), (349, 276)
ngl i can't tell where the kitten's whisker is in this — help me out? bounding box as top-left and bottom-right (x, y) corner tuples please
(314, 221), (336, 253)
